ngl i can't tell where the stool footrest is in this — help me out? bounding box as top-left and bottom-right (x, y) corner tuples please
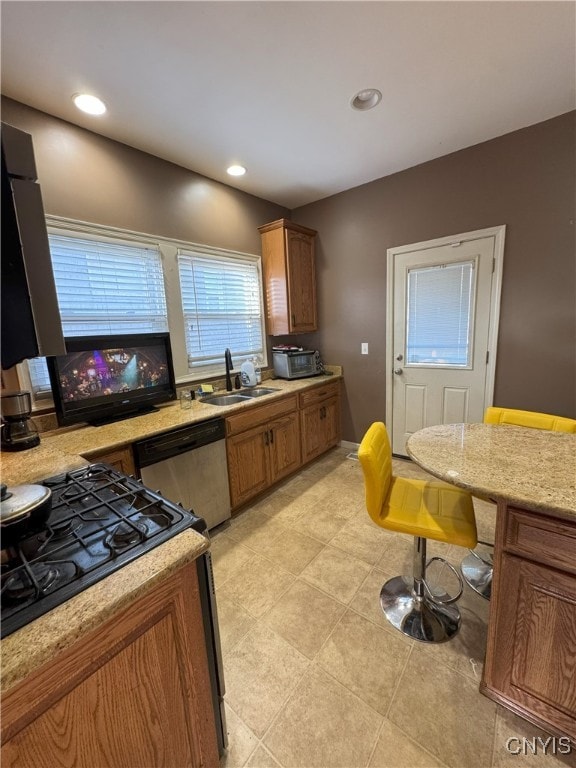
(423, 557), (464, 605)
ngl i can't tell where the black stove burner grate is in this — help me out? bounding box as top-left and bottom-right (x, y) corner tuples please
(1, 464), (206, 638)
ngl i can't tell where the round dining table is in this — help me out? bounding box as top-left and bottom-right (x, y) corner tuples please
(406, 422), (576, 520)
(406, 422), (576, 744)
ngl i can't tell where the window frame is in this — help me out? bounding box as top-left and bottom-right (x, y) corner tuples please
(18, 216), (267, 407)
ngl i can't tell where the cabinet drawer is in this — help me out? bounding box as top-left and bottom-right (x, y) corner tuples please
(226, 395), (297, 436)
(505, 507), (576, 575)
(299, 381), (340, 408)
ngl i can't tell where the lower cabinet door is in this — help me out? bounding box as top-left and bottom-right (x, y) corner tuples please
(484, 552), (576, 740)
(269, 412), (301, 483)
(227, 424), (270, 508)
(1, 562), (219, 768)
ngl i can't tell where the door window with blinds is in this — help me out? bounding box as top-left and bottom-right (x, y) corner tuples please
(177, 249), (264, 377)
(405, 260), (476, 367)
(25, 222), (266, 396)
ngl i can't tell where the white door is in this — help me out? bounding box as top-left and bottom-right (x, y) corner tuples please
(386, 227), (505, 456)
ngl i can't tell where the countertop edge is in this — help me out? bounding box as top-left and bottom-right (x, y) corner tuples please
(1, 528), (209, 694)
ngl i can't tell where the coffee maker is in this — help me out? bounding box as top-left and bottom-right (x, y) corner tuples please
(1, 391), (40, 451)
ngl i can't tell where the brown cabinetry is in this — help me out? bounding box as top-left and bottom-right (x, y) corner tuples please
(482, 503), (576, 741)
(300, 381), (341, 464)
(258, 218), (317, 335)
(226, 396), (301, 508)
(1, 560), (219, 767)
(85, 444), (136, 476)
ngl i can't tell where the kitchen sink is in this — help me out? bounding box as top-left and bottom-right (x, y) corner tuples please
(200, 387), (279, 406)
(238, 387), (280, 398)
(201, 394), (251, 406)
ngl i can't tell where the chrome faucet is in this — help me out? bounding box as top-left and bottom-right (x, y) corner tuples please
(225, 348), (233, 391)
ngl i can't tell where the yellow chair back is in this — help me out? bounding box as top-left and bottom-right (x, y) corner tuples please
(358, 422), (393, 525)
(484, 407), (576, 433)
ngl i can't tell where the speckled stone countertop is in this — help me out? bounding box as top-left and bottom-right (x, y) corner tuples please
(0, 371), (342, 693)
(1, 529), (209, 694)
(1, 370), (342, 486)
(406, 423), (576, 521)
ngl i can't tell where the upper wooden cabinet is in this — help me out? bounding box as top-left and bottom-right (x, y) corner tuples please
(258, 219), (317, 335)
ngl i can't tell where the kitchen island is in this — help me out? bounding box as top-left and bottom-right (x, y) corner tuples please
(407, 423), (576, 744)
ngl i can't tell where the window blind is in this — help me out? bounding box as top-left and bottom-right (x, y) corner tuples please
(178, 250), (263, 375)
(406, 260), (475, 367)
(28, 233), (168, 395)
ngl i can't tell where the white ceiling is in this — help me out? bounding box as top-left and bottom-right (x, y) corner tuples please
(1, 1), (575, 209)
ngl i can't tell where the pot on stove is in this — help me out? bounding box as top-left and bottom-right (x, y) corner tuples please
(0, 482), (52, 549)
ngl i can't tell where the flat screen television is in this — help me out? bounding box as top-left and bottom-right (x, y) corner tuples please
(47, 332), (177, 426)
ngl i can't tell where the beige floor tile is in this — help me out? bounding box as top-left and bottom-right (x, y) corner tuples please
(223, 622), (309, 739)
(221, 702), (259, 768)
(211, 533), (256, 588)
(245, 745), (282, 768)
(492, 708), (576, 768)
(219, 553), (295, 617)
(263, 579), (346, 659)
(388, 648), (497, 768)
(252, 489), (315, 526)
(316, 609), (411, 715)
(257, 527), (324, 575)
(349, 566), (413, 641)
(420, 586), (489, 683)
(226, 509), (287, 552)
(217, 596), (256, 654)
(276, 471), (330, 500)
(300, 545), (371, 603)
(369, 718), (447, 767)
(295, 506), (350, 543)
(329, 519), (395, 565)
(264, 664), (383, 768)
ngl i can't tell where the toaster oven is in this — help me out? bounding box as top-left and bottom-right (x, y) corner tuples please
(272, 348), (323, 379)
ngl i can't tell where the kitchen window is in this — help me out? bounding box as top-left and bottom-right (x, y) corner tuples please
(178, 249), (264, 378)
(24, 218), (266, 400)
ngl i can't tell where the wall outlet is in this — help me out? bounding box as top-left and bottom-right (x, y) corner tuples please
(361, 342), (369, 355)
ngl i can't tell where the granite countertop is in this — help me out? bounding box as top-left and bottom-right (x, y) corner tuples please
(1, 371), (342, 486)
(0, 371), (342, 693)
(1, 529), (209, 694)
(406, 423), (576, 521)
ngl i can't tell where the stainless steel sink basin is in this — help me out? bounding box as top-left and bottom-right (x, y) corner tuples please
(201, 394), (251, 406)
(200, 387), (279, 406)
(239, 387), (280, 398)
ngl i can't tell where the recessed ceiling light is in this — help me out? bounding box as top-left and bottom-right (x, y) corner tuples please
(72, 93), (107, 116)
(227, 165), (246, 177)
(350, 88), (382, 111)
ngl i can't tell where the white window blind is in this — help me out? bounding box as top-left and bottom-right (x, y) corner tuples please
(178, 250), (264, 375)
(28, 233), (168, 395)
(406, 260), (475, 367)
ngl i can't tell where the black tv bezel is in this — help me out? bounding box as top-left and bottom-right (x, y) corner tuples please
(47, 332), (177, 427)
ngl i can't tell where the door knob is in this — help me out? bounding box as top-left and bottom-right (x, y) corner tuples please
(394, 368), (403, 375)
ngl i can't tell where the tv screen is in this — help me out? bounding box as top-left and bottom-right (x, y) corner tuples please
(47, 332), (177, 426)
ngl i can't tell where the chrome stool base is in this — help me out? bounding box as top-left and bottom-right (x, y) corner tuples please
(379, 576), (461, 643)
(461, 551), (492, 600)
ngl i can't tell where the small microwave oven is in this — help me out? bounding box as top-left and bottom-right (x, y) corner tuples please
(272, 348), (323, 379)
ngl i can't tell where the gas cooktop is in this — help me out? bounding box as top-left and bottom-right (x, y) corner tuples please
(1, 464), (205, 638)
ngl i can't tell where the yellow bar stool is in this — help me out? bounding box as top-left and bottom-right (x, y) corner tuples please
(358, 422), (477, 643)
(461, 407), (576, 600)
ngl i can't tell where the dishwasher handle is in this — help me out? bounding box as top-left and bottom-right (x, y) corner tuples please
(134, 418), (226, 468)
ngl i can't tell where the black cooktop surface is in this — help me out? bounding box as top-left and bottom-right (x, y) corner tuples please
(1, 463), (205, 638)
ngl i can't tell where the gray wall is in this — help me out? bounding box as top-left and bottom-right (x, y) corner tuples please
(3, 98), (575, 442)
(293, 112), (576, 441)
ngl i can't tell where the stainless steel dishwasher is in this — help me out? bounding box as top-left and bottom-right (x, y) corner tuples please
(134, 418), (231, 530)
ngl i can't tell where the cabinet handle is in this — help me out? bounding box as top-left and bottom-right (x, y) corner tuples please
(269, 429), (274, 444)
(320, 406), (325, 419)
(264, 431), (269, 446)
(291, 313), (296, 327)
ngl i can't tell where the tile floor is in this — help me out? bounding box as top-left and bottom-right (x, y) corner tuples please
(212, 447), (574, 768)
